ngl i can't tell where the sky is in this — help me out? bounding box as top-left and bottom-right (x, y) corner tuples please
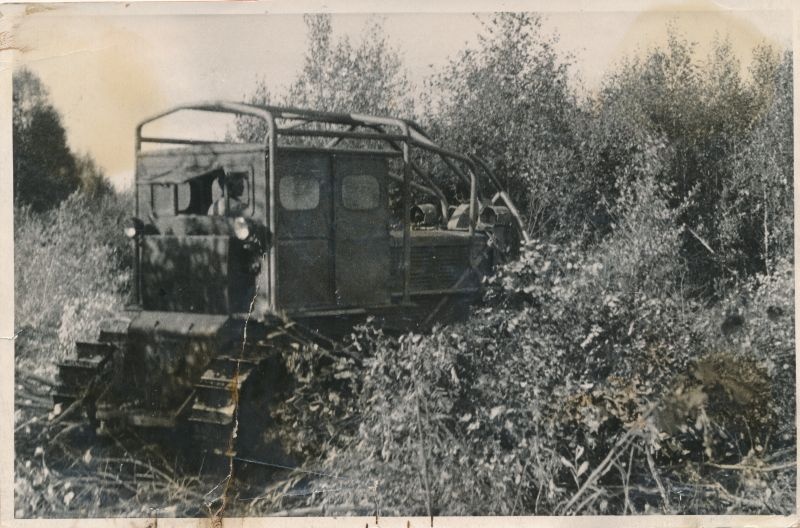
(4, 1), (793, 189)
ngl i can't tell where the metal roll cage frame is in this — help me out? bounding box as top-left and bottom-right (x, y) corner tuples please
(135, 101), (530, 305)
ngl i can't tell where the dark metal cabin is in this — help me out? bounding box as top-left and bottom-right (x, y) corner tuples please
(131, 102), (528, 330)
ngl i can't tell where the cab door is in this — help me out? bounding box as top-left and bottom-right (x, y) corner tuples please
(333, 154), (390, 307)
(275, 152), (335, 309)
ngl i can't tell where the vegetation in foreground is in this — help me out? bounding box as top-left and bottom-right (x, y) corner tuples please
(14, 13), (794, 517)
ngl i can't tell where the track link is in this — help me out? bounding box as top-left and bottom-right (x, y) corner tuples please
(52, 340), (114, 419)
(188, 356), (259, 456)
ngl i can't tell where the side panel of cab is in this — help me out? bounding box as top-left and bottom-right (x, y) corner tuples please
(333, 155), (390, 306)
(274, 149), (390, 312)
(274, 152), (335, 309)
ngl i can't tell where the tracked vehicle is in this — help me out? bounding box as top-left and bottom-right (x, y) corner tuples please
(52, 102), (529, 457)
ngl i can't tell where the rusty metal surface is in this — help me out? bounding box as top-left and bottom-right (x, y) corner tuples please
(274, 151), (393, 311)
(278, 239), (334, 308)
(389, 229), (479, 246)
(128, 311), (233, 338)
(390, 242), (474, 293)
(98, 316), (133, 342)
(275, 151), (334, 309)
(136, 145), (266, 221)
(275, 152), (332, 238)
(152, 216), (241, 237)
(137, 164), (223, 185)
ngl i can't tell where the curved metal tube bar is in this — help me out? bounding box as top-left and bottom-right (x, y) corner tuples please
(135, 101), (536, 300)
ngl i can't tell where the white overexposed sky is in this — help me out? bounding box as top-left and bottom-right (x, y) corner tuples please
(4, 1), (793, 189)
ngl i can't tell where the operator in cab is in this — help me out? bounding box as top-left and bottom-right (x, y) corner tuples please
(208, 172), (247, 216)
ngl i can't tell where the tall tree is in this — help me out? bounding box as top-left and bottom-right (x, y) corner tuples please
(13, 68), (81, 211)
(719, 48), (793, 275)
(236, 14), (413, 142)
(592, 31), (791, 289)
(287, 14), (412, 115)
(426, 13), (582, 238)
(75, 152), (114, 200)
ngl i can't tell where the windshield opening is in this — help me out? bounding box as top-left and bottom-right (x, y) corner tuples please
(148, 167), (254, 217)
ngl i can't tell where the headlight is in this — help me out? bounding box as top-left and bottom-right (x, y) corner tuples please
(233, 217), (250, 240)
(124, 217), (144, 238)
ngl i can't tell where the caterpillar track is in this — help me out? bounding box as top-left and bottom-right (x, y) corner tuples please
(52, 316), (329, 461)
(188, 355), (259, 455)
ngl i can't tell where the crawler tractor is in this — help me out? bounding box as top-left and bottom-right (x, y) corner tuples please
(52, 102), (529, 458)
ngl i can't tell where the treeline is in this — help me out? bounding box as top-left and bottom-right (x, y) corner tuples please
(18, 13), (790, 292)
(244, 13), (791, 295)
(13, 68), (115, 212)
(428, 15), (792, 292)
(259, 14), (795, 515)
(13, 68), (131, 397)
(14, 15), (793, 289)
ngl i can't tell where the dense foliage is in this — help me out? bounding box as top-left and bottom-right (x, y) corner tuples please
(424, 14), (583, 236)
(594, 35), (793, 290)
(270, 175), (794, 515)
(426, 16), (793, 293)
(15, 193), (132, 376)
(235, 15), (413, 143)
(13, 68), (113, 212)
(253, 14), (795, 515)
(14, 12), (794, 517)
(14, 193), (138, 517)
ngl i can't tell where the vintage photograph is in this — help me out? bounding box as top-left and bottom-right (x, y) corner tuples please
(7, 1), (796, 520)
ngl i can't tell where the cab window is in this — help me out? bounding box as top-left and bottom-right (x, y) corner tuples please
(148, 167), (253, 216)
(280, 174), (320, 211)
(342, 174), (380, 211)
(207, 171), (251, 215)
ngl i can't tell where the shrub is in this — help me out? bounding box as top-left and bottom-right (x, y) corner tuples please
(15, 191), (132, 375)
(271, 173), (794, 516)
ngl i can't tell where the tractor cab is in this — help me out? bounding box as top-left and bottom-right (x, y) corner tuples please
(129, 102), (530, 331)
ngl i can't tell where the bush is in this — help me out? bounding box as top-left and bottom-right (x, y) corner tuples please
(272, 173), (794, 516)
(15, 191), (132, 376)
